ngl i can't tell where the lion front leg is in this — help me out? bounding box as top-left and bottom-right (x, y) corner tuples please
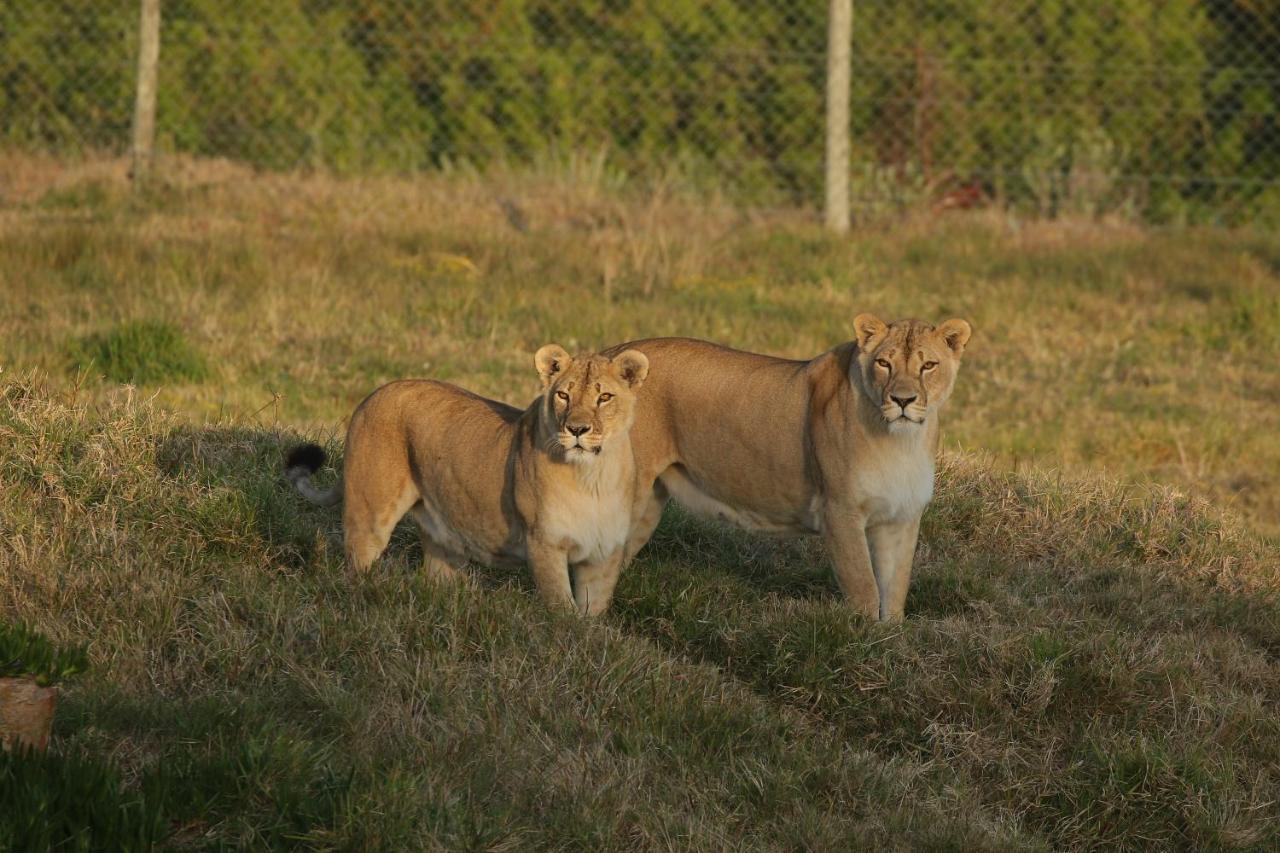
(571, 551), (625, 617)
(527, 539), (575, 612)
(867, 517), (921, 622)
(822, 507), (880, 620)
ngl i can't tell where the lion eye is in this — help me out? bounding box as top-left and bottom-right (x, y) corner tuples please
(597, 393), (613, 404)
(555, 391), (570, 402)
(875, 359), (891, 369)
(922, 361), (938, 371)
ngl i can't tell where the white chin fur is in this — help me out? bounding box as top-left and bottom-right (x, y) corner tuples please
(887, 418), (923, 435)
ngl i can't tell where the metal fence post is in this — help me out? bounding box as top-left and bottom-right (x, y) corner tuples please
(130, 0), (162, 187)
(825, 0), (852, 232)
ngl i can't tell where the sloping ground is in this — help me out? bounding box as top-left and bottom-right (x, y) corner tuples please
(0, 374), (1026, 848)
(2, 374), (1277, 849)
(621, 461), (1280, 849)
(3, 161), (1279, 538)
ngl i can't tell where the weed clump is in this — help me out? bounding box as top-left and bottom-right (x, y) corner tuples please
(70, 321), (208, 385)
(0, 623), (89, 686)
(0, 746), (167, 850)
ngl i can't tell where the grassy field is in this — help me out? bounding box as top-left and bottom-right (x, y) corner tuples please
(2, 155), (1279, 849)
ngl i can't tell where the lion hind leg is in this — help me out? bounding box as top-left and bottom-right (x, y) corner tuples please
(623, 485), (668, 564)
(343, 482), (419, 574)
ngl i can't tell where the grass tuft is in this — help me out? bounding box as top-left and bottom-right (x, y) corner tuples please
(68, 320), (209, 386)
(0, 745), (167, 851)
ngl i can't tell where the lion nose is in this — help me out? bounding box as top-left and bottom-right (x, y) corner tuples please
(890, 394), (917, 410)
(567, 424), (590, 437)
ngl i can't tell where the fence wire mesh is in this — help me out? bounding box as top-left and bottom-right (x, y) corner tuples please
(3, 1), (1278, 224)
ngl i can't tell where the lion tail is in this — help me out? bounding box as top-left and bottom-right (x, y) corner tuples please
(284, 443), (342, 507)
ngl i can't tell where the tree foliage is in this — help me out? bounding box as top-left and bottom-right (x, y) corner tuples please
(1, 1), (1276, 220)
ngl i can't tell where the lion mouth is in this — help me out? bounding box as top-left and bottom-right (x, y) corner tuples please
(565, 442), (603, 455)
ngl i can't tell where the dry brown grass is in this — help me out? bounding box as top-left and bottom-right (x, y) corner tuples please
(4, 154), (1277, 536)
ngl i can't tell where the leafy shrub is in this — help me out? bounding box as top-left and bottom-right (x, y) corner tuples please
(70, 321), (209, 386)
(0, 623), (89, 687)
(3, 1), (1278, 221)
(0, 745), (167, 852)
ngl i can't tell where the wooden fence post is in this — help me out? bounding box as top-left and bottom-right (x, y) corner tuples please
(825, 0), (852, 232)
(130, 0), (162, 187)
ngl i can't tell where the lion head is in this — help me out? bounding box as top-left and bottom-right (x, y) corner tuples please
(534, 344), (649, 461)
(851, 314), (972, 431)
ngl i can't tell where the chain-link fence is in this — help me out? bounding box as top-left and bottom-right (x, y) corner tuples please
(3, 1), (1279, 225)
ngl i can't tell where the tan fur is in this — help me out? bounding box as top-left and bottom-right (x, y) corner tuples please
(287, 346), (650, 616)
(605, 316), (972, 621)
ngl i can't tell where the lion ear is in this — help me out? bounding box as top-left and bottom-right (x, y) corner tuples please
(611, 349), (649, 388)
(853, 313), (888, 351)
(534, 344), (573, 387)
(936, 319), (972, 355)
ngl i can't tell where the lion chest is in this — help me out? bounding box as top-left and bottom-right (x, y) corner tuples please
(538, 476), (632, 565)
(850, 436), (935, 525)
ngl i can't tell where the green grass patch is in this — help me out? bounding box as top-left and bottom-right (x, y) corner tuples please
(69, 320), (209, 386)
(0, 745), (167, 852)
(36, 180), (114, 212)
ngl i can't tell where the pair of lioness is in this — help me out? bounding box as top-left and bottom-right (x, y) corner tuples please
(286, 314), (971, 621)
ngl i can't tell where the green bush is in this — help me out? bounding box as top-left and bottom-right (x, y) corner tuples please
(0, 746), (167, 852)
(1, 1), (1277, 220)
(70, 321), (209, 386)
(850, 0), (1213, 220)
(0, 623), (89, 687)
(0, 2), (135, 154)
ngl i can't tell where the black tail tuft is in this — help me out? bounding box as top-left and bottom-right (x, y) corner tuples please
(285, 443), (327, 473)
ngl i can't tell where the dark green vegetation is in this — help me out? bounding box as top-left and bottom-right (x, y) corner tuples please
(2, 164), (1278, 847)
(3, 1), (1279, 221)
(621, 465), (1280, 849)
(0, 745), (167, 852)
(67, 320), (209, 386)
(0, 622), (89, 685)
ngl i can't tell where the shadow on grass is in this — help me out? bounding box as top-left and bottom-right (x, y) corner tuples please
(629, 502), (996, 620)
(635, 504), (840, 601)
(55, 685), (356, 848)
(153, 424), (532, 594)
(151, 424), (1279, 656)
(155, 424), (337, 571)
(607, 488), (1280, 851)
(149, 425), (972, 612)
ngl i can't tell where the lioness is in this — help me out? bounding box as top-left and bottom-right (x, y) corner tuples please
(607, 315), (971, 621)
(284, 345), (650, 615)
